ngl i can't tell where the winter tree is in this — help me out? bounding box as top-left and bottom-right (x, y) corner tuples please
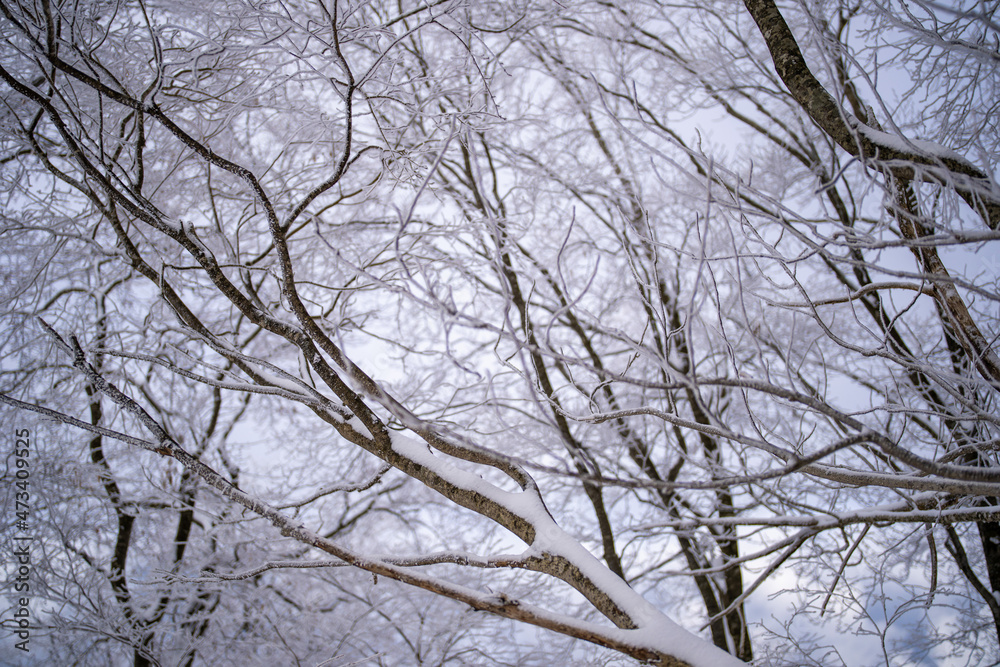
(1, 0), (998, 665)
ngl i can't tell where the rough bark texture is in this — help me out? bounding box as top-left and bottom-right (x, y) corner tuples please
(742, 0), (1000, 231)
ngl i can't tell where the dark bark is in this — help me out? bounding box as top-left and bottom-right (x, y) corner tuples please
(741, 0), (1000, 231)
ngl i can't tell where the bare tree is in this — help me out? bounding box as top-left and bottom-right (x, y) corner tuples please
(1, 1), (998, 665)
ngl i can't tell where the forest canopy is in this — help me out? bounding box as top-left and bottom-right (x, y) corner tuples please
(1, 0), (999, 665)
